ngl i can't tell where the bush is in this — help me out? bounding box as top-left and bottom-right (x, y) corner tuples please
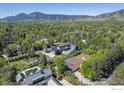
(65, 73), (81, 85)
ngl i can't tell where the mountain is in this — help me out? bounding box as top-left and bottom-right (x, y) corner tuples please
(3, 13), (32, 21)
(1, 9), (124, 22)
(93, 9), (124, 21)
(1, 12), (91, 22)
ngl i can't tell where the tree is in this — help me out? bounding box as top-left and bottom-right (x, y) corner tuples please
(38, 54), (47, 66)
(109, 63), (124, 85)
(80, 49), (116, 81)
(0, 65), (17, 85)
(80, 44), (124, 81)
(4, 44), (18, 57)
(77, 40), (84, 50)
(33, 41), (44, 51)
(55, 57), (67, 74)
(0, 58), (7, 68)
(118, 34), (124, 53)
(28, 46), (35, 57)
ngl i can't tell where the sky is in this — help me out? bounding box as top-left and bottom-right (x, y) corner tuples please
(0, 3), (124, 18)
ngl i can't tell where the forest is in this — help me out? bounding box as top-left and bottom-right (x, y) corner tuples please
(0, 21), (124, 85)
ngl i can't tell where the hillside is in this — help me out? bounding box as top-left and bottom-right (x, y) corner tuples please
(1, 9), (124, 22)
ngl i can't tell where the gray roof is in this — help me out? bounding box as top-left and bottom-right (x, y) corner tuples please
(21, 69), (52, 85)
(16, 73), (25, 84)
(58, 44), (70, 51)
(47, 77), (62, 85)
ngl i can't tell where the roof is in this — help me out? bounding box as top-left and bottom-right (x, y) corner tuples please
(57, 44), (70, 51)
(65, 57), (83, 71)
(47, 77), (62, 85)
(20, 69), (52, 85)
(22, 66), (41, 77)
(16, 73), (25, 84)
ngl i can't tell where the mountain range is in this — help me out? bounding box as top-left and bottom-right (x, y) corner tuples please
(1, 9), (124, 22)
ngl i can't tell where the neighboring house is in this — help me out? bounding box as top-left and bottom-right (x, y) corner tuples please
(16, 66), (52, 85)
(42, 43), (76, 58)
(54, 43), (76, 55)
(61, 44), (76, 55)
(16, 72), (25, 85)
(57, 44), (70, 51)
(42, 50), (56, 58)
(21, 69), (52, 85)
(21, 66), (41, 77)
(16, 66), (61, 85)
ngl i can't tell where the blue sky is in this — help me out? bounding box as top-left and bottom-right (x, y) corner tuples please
(0, 3), (124, 18)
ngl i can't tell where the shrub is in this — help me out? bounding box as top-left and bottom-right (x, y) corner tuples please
(65, 73), (81, 85)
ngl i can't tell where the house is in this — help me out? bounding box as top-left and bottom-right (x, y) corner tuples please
(22, 69), (52, 85)
(65, 57), (83, 71)
(16, 66), (53, 85)
(16, 72), (25, 85)
(61, 44), (76, 55)
(65, 54), (89, 72)
(57, 44), (71, 51)
(42, 43), (76, 58)
(56, 43), (76, 55)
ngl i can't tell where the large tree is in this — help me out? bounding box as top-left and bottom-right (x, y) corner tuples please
(109, 63), (124, 85)
(55, 57), (67, 74)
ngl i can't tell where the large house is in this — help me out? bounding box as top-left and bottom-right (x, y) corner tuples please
(16, 66), (61, 85)
(42, 43), (77, 58)
(57, 44), (76, 55)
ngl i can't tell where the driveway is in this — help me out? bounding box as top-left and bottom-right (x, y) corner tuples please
(59, 79), (73, 85)
(74, 71), (95, 85)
